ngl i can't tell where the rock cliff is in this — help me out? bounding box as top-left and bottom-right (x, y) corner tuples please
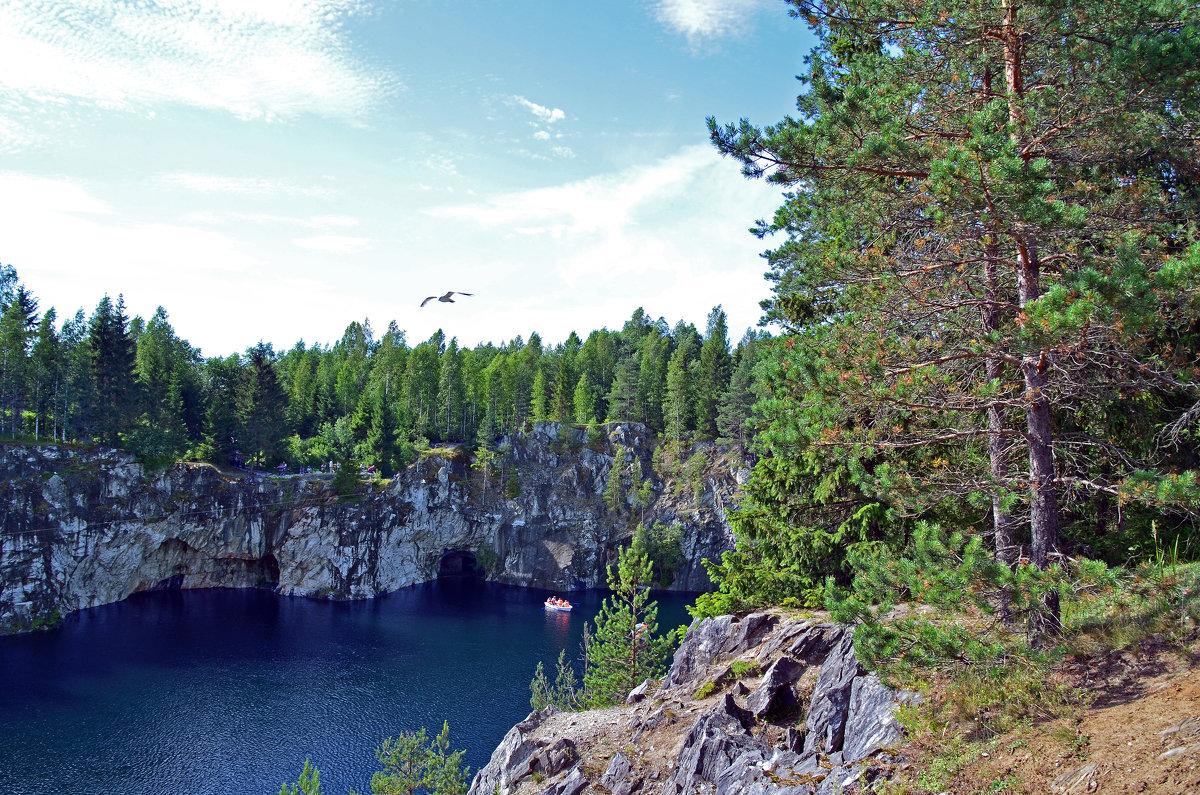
(469, 613), (913, 795)
(0, 423), (743, 634)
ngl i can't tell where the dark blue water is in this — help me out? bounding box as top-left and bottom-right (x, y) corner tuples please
(0, 583), (695, 795)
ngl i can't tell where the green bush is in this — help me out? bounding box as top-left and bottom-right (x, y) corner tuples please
(331, 459), (362, 496)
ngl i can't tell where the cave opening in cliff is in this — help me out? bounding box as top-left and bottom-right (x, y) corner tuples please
(437, 549), (485, 581)
(260, 553), (280, 585)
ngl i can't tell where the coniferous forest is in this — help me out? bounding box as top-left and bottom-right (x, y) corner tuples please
(0, 264), (764, 475)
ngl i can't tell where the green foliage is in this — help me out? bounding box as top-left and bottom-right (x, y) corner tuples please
(704, 0), (1200, 640)
(279, 758), (323, 795)
(693, 681), (716, 699)
(582, 544), (674, 707)
(632, 522), (683, 588)
(369, 722), (469, 795)
(603, 445), (628, 513)
(728, 660), (759, 678)
(332, 458), (363, 496)
(826, 523), (1116, 674)
(502, 466), (521, 499)
(473, 544), (498, 575)
(529, 649), (584, 712)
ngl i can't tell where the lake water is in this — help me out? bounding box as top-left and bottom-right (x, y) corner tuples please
(0, 582), (695, 795)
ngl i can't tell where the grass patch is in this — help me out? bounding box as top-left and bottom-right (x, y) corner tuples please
(729, 660), (760, 679)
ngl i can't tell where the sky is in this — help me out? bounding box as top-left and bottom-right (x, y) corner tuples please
(0, 0), (816, 357)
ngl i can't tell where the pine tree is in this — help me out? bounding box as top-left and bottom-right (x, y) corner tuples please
(530, 366), (549, 424)
(709, 0), (1200, 637)
(605, 360), (638, 423)
(663, 346), (692, 442)
(583, 544), (673, 707)
(30, 308), (59, 441)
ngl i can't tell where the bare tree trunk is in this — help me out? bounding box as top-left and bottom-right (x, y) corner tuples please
(1003, 0), (1062, 640)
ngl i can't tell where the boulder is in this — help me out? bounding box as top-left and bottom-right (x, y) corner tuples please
(626, 678), (653, 704)
(660, 615), (734, 691)
(842, 675), (905, 763)
(601, 751), (641, 795)
(536, 766), (589, 795)
(468, 707), (559, 795)
(671, 694), (759, 793)
(721, 612), (779, 656)
(746, 656), (805, 717)
(530, 738), (578, 778)
(802, 632), (862, 756)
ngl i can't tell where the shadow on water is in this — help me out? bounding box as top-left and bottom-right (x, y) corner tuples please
(0, 583), (696, 795)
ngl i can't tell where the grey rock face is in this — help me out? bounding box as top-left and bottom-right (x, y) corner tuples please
(601, 751), (641, 795)
(471, 616), (911, 795)
(469, 708), (560, 795)
(803, 630), (863, 756)
(1, 424), (746, 633)
(536, 766), (588, 795)
(671, 694), (759, 794)
(660, 615), (734, 691)
(746, 656), (805, 717)
(842, 674), (906, 763)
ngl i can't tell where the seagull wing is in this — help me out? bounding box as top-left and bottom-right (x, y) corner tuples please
(420, 296), (436, 307)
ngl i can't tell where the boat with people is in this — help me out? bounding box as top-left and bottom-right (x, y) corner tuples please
(543, 596), (573, 612)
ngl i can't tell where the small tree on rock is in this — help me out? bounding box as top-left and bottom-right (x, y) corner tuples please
(583, 544), (673, 707)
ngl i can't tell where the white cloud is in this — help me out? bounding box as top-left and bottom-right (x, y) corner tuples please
(511, 95), (565, 124)
(428, 144), (716, 233)
(653, 0), (766, 41)
(0, 0), (394, 148)
(533, 130), (551, 141)
(552, 146), (576, 159)
(293, 234), (373, 254)
(420, 144), (782, 338)
(157, 172), (333, 198)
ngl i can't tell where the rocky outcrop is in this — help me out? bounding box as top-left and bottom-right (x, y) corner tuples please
(469, 614), (914, 795)
(0, 423), (742, 634)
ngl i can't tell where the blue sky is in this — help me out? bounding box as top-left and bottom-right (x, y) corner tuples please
(0, 0), (814, 356)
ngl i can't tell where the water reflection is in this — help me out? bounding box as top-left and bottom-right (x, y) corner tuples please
(0, 584), (695, 795)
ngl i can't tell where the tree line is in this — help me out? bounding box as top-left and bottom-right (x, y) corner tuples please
(0, 266), (766, 473)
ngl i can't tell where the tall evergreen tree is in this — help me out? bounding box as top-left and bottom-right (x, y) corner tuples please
(583, 544), (673, 707)
(572, 374), (596, 425)
(709, 0), (1200, 636)
(663, 346), (692, 442)
(30, 307), (59, 441)
(693, 306), (731, 440)
(0, 285), (38, 435)
(240, 342), (287, 467)
(605, 359), (638, 424)
(88, 295), (138, 446)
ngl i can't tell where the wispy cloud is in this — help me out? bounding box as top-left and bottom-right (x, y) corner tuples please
(652, 0), (767, 41)
(157, 173), (333, 198)
(0, 0), (395, 149)
(293, 234), (373, 254)
(511, 95), (565, 124)
(416, 144), (782, 341)
(427, 144), (714, 233)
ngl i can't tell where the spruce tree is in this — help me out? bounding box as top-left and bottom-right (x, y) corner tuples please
(87, 294), (138, 446)
(693, 306), (731, 440)
(582, 544), (673, 707)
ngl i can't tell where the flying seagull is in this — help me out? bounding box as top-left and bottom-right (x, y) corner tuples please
(420, 291), (473, 307)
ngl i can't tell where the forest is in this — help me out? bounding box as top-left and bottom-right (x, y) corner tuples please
(0, 265), (764, 476)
